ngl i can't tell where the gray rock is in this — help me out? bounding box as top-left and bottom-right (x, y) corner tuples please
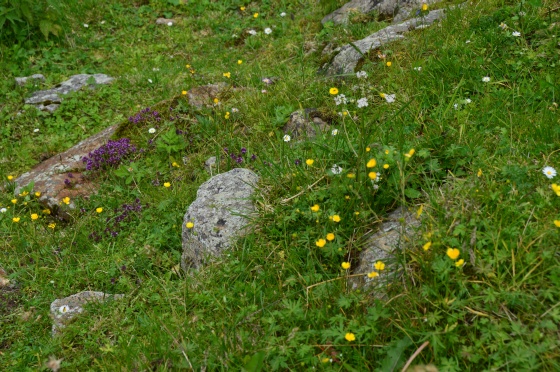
(322, 0), (378, 25)
(323, 8), (447, 76)
(283, 109), (330, 139)
(15, 74), (45, 86)
(181, 168), (259, 269)
(204, 156), (217, 173)
(25, 74), (114, 112)
(50, 291), (124, 336)
(156, 18), (176, 25)
(349, 207), (420, 293)
(187, 82), (228, 108)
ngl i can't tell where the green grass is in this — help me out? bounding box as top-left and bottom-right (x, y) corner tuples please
(1, 0), (560, 370)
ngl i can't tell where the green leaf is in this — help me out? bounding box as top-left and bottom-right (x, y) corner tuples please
(379, 337), (412, 371)
(404, 188), (421, 199)
(244, 351), (265, 372)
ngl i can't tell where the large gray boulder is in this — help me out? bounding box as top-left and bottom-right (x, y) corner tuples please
(181, 168), (259, 269)
(323, 8), (447, 76)
(25, 74), (114, 113)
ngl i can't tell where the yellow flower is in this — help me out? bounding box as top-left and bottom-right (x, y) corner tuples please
(405, 149), (415, 158)
(326, 233), (335, 241)
(223, 72), (231, 78)
(374, 261), (385, 271)
(43, 209), (51, 215)
(354, 211), (359, 216)
(366, 147), (371, 152)
(224, 112), (230, 119)
(11, 199), (17, 204)
(455, 259), (465, 267)
(12, 217), (20, 223)
(554, 220), (560, 227)
(172, 162), (179, 167)
(423, 241), (432, 251)
(7, 175), (14, 180)
(347, 173), (356, 179)
(96, 208), (103, 213)
(186, 222), (194, 229)
(417, 205), (423, 217)
(329, 87), (339, 95)
(383, 164), (389, 169)
(62, 197), (70, 205)
(306, 159), (314, 166)
(316, 239), (326, 248)
(48, 223), (56, 229)
(332, 215), (341, 222)
(368, 172), (377, 180)
(253, 12), (259, 18)
(240, 6), (245, 11)
(367, 271), (379, 278)
(366, 159), (376, 168)
(164, 182), (171, 188)
(422, 3), (428, 11)
(186, 64), (191, 68)
(345, 333), (356, 342)
(213, 98), (219, 104)
(477, 169), (482, 177)
(31, 213), (39, 220)
(552, 184), (560, 196)
(345, 195), (350, 200)
(237, 59), (243, 65)
(386, 62), (392, 67)
(446, 248), (460, 260)
(341, 262), (350, 270)
(35, 192), (41, 197)
(385, 149), (390, 155)
(19, 191), (29, 197)
(182, 90), (187, 95)
(310, 204), (320, 212)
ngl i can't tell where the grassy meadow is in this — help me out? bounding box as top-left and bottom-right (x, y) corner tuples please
(1, 0), (560, 370)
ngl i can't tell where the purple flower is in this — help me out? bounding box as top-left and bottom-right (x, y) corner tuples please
(295, 159), (301, 165)
(82, 138), (137, 171)
(241, 147), (247, 154)
(251, 154), (257, 161)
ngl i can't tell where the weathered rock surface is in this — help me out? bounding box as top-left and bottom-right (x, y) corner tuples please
(14, 124), (118, 213)
(15, 74), (45, 86)
(204, 156), (217, 173)
(25, 74), (114, 113)
(283, 109), (331, 139)
(323, 8), (447, 76)
(181, 168), (259, 269)
(187, 82), (229, 108)
(50, 291), (124, 335)
(349, 207), (420, 291)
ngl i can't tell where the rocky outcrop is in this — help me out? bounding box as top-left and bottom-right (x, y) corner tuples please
(25, 74), (114, 113)
(181, 168), (259, 269)
(15, 74), (45, 86)
(187, 82), (229, 108)
(50, 291), (124, 336)
(349, 207), (420, 292)
(323, 8), (447, 76)
(283, 109), (331, 139)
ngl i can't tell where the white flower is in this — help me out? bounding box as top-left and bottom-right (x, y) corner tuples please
(33, 128), (39, 133)
(59, 305), (70, 314)
(543, 166), (557, 179)
(331, 129), (339, 136)
(100, 20), (106, 25)
(0, 208), (7, 213)
(382, 94), (395, 103)
(357, 97), (369, 108)
(280, 12), (286, 17)
(519, 11), (526, 16)
(413, 66), (422, 71)
(83, 24), (89, 28)
(148, 128), (156, 134)
(152, 68), (160, 72)
(247, 29), (257, 35)
(331, 164), (343, 175)
(499, 23), (507, 30)
(231, 107), (239, 113)
(465, 98), (472, 104)
(512, 31), (521, 37)
(167, 22), (173, 26)
(264, 28), (272, 35)
(482, 76), (491, 82)
(261, 89), (267, 94)
(453, 103), (459, 110)
(148, 79), (153, 83)
(465, 40), (471, 44)
(334, 94), (347, 106)
(283, 134), (291, 142)
(356, 71), (368, 79)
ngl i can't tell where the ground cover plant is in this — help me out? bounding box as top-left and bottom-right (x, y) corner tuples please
(1, 0), (559, 370)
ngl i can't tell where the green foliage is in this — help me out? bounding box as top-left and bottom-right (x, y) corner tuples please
(0, 0), (64, 41)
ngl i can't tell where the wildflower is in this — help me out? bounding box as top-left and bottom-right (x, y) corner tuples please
(374, 261), (385, 271)
(316, 239), (326, 248)
(261, 89), (267, 94)
(355, 211), (360, 215)
(347, 173), (356, 179)
(62, 197), (70, 205)
(7, 175), (14, 180)
(326, 233), (335, 241)
(552, 184), (560, 196)
(554, 220), (560, 227)
(253, 12), (259, 18)
(11, 199), (17, 204)
(465, 98), (472, 104)
(368, 172), (377, 180)
(334, 94), (347, 105)
(366, 147), (371, 152)
(148, 79), (153, 83)
(31, 213), (39, 220)
(477, 168), (482, 177)
(13, 217), (20, 223)
(35, 192), (41, 197)
(331, 164), (343, 175)
(405, 149), (415, 158)
(0, 208), (6, 213)
(83, 24), (89, 28)
(306, 159), (314, 166)
(386, 61), (392, 67)
(332, 215), (341, 222)
(499, 22), (507, 30)
(331, 129), (339, 136)
(465, 40), (471, 44)
(345, 333), (356, 342)
(455, 259), (465, 267)
(543, 166), (557, 179)
(341, 262), (350, 270)
(148, 128), (156, 134)
(224, 112), (230, 119)
(240, 6), (245, 11)
(422, 3), (428, 11)
(186, 222), (194, 229)
(383, 164), (389, 169)
(164, 182), (171, 188)
(356, 70), (368, 79)
(329, 87), (339, 95)
(368, 271), (379, 279)
(46, 356), (63, 372)
(247, 29), (257, 35)
(311, 204), (320, 212)
(19, 191), (29, 197)
(96, 208), (103, 213)
(264, 28), (272, 35)
(167, 22), (173, 26)
(357, 97), (368, 108)
(512, 31), (521, 37)
(237, 60), (243, 64)
(280, 12), (286, 17)
(367, 159), (376, 168)
(413, 66), (422, 71)
(423, 241), (432, 251)
(223, 72), (231, 78)
(446, 248), (460, 260)
(482, 76), (491, 82)
(213, 98), (219, 104)
(453, 103), (459, 110)
(34, 128), (40, 133)
(172, 162), (179, 167)
(231, 107), (239, 113)
(43, 209), (51, 214)
(283, 134), (291, 142)
(59, 305), (70, 313)
(182, 90), (187, 95)
(48, 223), (56, 229)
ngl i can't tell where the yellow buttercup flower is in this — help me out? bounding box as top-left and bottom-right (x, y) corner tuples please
(35, 192), (41, 197)
(11, 199), (17, 204)
(164, 182), (171, 188)
(7, 175), (14, 180)
(552, 184), (560, 196)
(423, 241), (432, 251)
(366, 147), (371, 152)
(240, 6), (245, 11)
(368, 172), (377, 180)
(554, 220), (560, 227)
(186, 222), (194, 229)
(422, 3), (428, 11)
(316, 239), (326, 248)
(182, 90), (187, 95)
(12, 217), (20, 223)
(367, 271), (379, 278)
(332, 215), (341, 222)
(405, 149), (415, 158)
(172, 162), (179, 167)
(310, 204), (320, 212)
(455, 259), (465, 267)
(19, 191), (28, 197)
(345, 333), (356, 342)
(223, 72), (231, 78)
(329, 87), (339, 95)
(237, 59), (243, 65)
(386, 61), (392, 67)
(31, 213), (39, 220)
(446, 248), (460, 260)
(366, 159), (376, 168)
(96, 208), (103, 213)
(383, 164), (389, 169)
(306, 159), (314, 166)
(477, 169), (482, 177)
(43, 209), (51, 215)
(347, 173), (356, 179)
(374, 261), (385, 271)
(48, 223), (56, 229)
(253, 12), (259, 18)
(62, 197), (70, 205)
(326, 233), (335, 241)
(224, 112), (230, 119)
(213, 98), (219, 104)
(341, 262), (350, 270)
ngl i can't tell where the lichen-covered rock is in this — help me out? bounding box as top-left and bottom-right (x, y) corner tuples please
(349, 207), (420, 292)
(181, 168), (259, 269)
(323, 8), (447, 76)
(14, 124), (118, 213)
(15, 74), (45, 86)
(187, 82), (228, 108)
(25, 74), (114, 113)
(50, 291), (124, 336)
(283, 109), (330, 139)
(322, 0), (378, 25)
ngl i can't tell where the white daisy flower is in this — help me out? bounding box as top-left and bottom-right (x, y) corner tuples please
(148, 128), (156, 134)
(331, 164), (343, 175)
(283, 134), (291, 142)
(482, 76), (491, 82)
(331, 129), (339, 136)
(247, 29), (257, 35)
(59, 305), (70, 314)
(543, 166), (557, 179)
(264, 28), (272, 35)
(0, 208), (7, 213)
(280, 12), (286, 17)
(357, 97), (369, 108)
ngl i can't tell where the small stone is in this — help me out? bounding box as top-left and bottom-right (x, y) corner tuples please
(156, 18), (176, 25)
(15, 74), (46, 86)
(204, 156), (217, 172)
(283, 109), (330, 139)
